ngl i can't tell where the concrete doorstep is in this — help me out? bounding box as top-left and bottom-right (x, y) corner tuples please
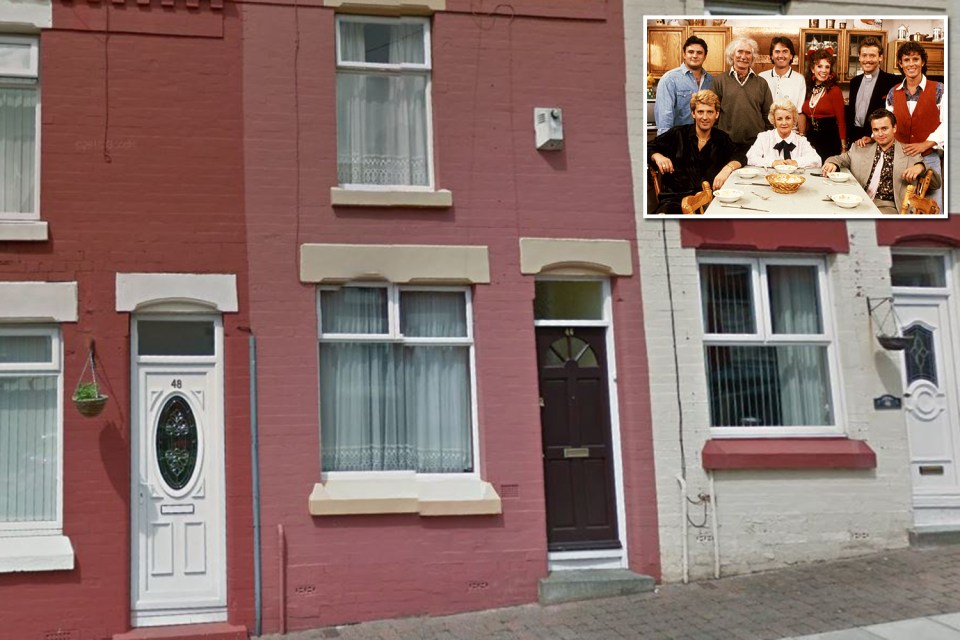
(538, 568), (656, 605)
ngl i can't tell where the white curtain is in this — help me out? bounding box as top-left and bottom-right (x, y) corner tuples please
(337, 22), (429, 187)
(0, 335), (57, 524)
(320, 291), (472, 472)
(768, 266), (833, 426)
(0, 82), (37, 214)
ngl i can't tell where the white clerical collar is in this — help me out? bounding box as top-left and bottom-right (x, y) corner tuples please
(863, 73), (873, 79)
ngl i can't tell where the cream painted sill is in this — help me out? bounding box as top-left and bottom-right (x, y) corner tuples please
(309, 472), (502, 516)
(0, 534), (74, 573)
(0, 221), (48, 242)
(330, 188), (453, 209)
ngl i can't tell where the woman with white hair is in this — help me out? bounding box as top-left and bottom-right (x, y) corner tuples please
(746, 99), (821, 168)
(712, 37), (774, 155)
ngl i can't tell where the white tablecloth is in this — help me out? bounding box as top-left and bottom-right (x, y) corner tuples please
(701, 167), (884, 218)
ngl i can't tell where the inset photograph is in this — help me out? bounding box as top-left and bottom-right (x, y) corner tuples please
(642, 16), (947, 218)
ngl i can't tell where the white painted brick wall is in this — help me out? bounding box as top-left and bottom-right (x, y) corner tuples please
(625, 2), (922, 583)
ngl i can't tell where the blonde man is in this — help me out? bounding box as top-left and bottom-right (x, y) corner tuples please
(746, 99), (821, 168)
(713, 37), (773, 155)
(648, 90), (744, 214)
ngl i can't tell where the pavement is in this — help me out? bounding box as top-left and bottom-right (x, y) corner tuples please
(259, 543), (960, 640)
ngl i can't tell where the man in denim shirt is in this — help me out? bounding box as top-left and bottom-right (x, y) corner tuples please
(654, 36), (714, 135)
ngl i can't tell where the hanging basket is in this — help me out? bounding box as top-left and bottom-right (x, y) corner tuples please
(877, 335), (911, 351)
(73, 394), (109, 417)
(867, 297), (911, 352)
(72, 341), (109, 418)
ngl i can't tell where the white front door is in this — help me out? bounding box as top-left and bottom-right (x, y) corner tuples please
(131, 317), (226, 627)
(894, 294), (960, 528)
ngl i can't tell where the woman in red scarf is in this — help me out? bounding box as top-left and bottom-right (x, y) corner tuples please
(800, 48), (847, 162)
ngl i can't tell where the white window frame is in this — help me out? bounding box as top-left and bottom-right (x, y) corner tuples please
(0, 326), (63, 537)
(0, 34), (41, 222)
(334, 15), (436, 192)
(890, 249), (951, 296)
(317, 283), (480, 478)
(698, 255), (844, 438)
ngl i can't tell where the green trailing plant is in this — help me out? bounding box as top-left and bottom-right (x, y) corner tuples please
(73, 381), (103, 401)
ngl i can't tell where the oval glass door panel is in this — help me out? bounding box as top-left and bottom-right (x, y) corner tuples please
(156, 396), (199, 491)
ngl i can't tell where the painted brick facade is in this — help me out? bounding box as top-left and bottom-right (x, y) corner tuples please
(242, 1), (658, 632)
(0, 5), (253, 640)
(627, 0), (954, 584)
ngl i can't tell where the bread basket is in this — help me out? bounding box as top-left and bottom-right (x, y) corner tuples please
(765, 173), (805, 194)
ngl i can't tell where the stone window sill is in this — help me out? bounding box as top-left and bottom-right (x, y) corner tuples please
(0, 221), (48, 242)
(309, 471), (502, 516)
(330, 187), (453, 209)
(701, 438), (877, 471)
(0, 534), (74, 573)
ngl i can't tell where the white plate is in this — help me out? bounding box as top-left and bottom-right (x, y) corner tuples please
(713, 188), (743, 203)
(828, 172), (851, 183)
(831, 193), (862, 208)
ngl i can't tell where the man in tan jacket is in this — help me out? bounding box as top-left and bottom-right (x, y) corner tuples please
(822, 110), (939, 214)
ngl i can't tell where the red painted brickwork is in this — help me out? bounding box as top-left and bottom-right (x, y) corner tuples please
(241, 1), (659, 632)
(876, 216), (960, 247)
(679, 220), (850, 253)
(0, 8), (252, 640)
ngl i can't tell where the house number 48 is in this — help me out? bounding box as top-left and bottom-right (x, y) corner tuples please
(171, 379), (182, 389)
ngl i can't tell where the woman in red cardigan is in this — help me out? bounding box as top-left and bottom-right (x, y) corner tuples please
(800, 48), (847, 162)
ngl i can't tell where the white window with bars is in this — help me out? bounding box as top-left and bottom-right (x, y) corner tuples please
(698, 256), (843, 437)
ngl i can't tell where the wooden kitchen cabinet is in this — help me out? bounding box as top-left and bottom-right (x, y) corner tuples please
(886, 40), (944, 77)
(799, 28), (887, 83)
(647, 25), (731, 80)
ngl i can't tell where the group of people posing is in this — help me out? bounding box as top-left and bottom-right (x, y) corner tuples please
(649, 33), (944, 215)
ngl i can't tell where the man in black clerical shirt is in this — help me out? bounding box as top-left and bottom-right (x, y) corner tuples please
(845, 36), (899, 146)
(648, 89), (745, 214)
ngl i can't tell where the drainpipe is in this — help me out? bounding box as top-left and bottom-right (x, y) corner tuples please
(675, 473), (689, 584)
(709, 472), (720, 580)
(249, 335), (262, 636)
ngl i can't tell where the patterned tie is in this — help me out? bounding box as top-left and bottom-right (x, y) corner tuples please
(774, 140), (795, 160)
(866, 152), (885, 200)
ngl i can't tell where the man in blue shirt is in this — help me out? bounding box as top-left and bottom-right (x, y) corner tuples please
(654, 36), (714, 135)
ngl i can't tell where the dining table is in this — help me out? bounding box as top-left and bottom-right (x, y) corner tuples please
(701, 167), (884, 218)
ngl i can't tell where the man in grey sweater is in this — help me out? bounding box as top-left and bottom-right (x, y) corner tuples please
(713, 37), (773, 157)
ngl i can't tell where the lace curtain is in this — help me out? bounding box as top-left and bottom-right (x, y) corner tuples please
(337, 22), (429, 187)
(320, 289), (473, 472)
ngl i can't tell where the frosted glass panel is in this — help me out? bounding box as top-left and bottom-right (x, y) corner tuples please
(0, 335), (51, 363)
(0, 43), (33, 75)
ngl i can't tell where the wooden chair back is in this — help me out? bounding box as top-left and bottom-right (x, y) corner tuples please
(681, 181), (713, 215)
(900, 168), (940, 215)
